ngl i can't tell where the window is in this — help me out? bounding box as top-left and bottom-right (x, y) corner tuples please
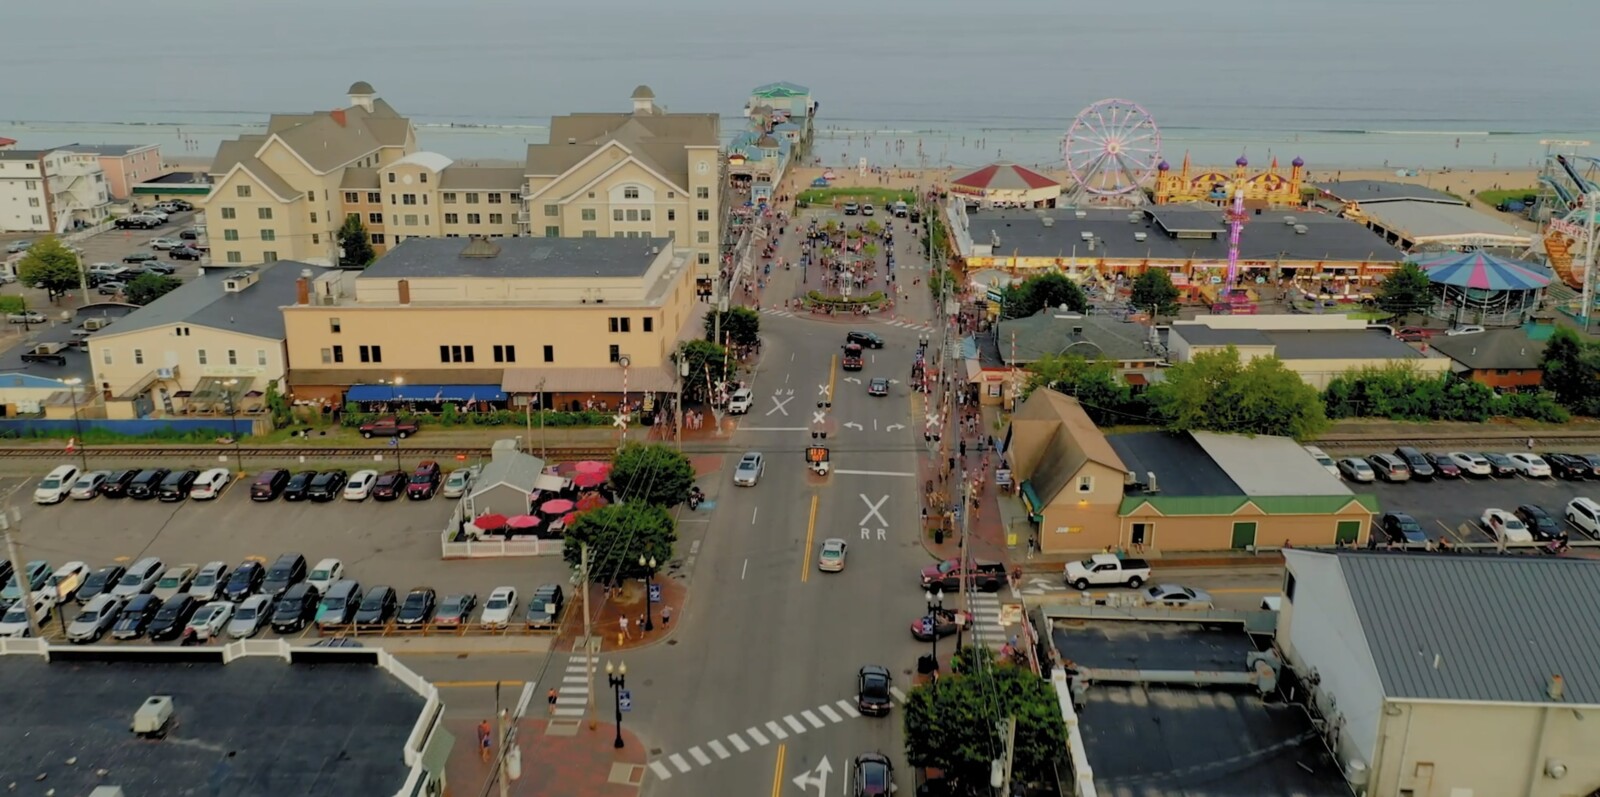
(331, 345), (344, 363)
(440, 345), (475, 363)
(696, 209), (710, 222)
(226, 349), (238, 366)
(24, 180), (37, 190)
(260, 229), (276, 241)
(258, 207), (273, 220)
(696, 187), (710, 200)
(613, 209), (625, 222)
(344, 191), (359, 203)
(545, 226), (560, 237)
(133, 349), (144, 365)
(402, 194), (417, 205)
(367, 191), (381, 203)
(640, 209), (652, 221)
(445, 213), (459, 225)
(257, 349), (268, 366)
(1077, 476), (1094, 493)
(608, 345), (621, 363)
(220, 207), (236, 220)
(236, 185), (252, 198)
(467, 213), (481, 225)
(197, 349), (208, 366)
(697, 252), (711, 265)
(667, 191), (675, 199)
(390, 194), (396, 204)
(101, 349), (112, 365)
(368, 212), (382, 224)
(439, 345), (449, 363)
(510, 192), (520, 202)
(609, 317), (631, 333)
(443, 192), (457, 204)
(583, 230), (598, 238)
(581, 208), (596, 221)
(626, 209), (639, 222)
(493, 344), (516, 363)
(667, 209), (676, 221)
(543, 345), (554, 362)
(404, 214), (418, 226)
(490, 213), (503, 225)
(623, 186), (640, 199)
(27, 198), (39, 207)
(387, 172), (396, 183)
(226, 251), (243, 263)
(1284, 572), (1296, 602)
(419, 172), (428, 184)
(643, 317), (654, 332)
(615, 232), (627, 239)
(466, 193), (480, 204)
(359, 345), (382, 363)
(544, 204), (558, 217)
(310, 212), (318, 223)
(223, 229), (239, 241)
(321, 348), (334, 363)
(587, 191), (595, 199)
(488, 193), (502, 204)
(697, 231), (710, 244)
(263, 251), (278, 262)
(370, 233), (385, 244)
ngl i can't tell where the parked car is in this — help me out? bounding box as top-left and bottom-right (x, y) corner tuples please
(315, 579), (363, 627)
(3, 310), (44, 324)
(1141, 584), (1214, 608)
(98, 469), (139, 498)
(261, 553), (307, 598)
(343, 469), (378, 500)
(189, 561), (229, 603)
(1, 560), (49, 601)
(1482, 508), (1534, 543)
(110, 557), (164, 598)
(47, 562), (89, 603)
(435, 593), (478, 627)
(1395, 327), (1433, 342)
(34, 464), (81, 504)
(396, 587), (438, 626)
(525, 584), (565, 627)
(1061, 554), (1147, 591)
(1366, 453), (1411, 482)
(305, 469), (348, 501)
(843, 202), (859, 215)
(1514, 504), (1565, 542)
(223, 561), (265, 601)
(76, 565), (125, 605)
(67, 594), (125, 643)
(250, 469), (290, 501)
(5, 239), (33, 254)
(1446, 452), (1493, 477)
(188, 468), (232, 500)
(480, 586), (519, 628)
(1303, 446), (1338, 476)
(1394, 446), (1435, 481)
(1337, 457), (1375, 483)
(121, 251), (159, 264)
(148, 237), (183, 250)
(306, 558), (344, 594)
(147, 595), (200, 641)
(187, 601), (235, 641)
(151, 564), (198, 602)
(371, 469), (407, 501)
(270, 583), (320, 633)
(69, 471), (110, 500)
(95, 281), (127, 296)
(1545, 453), (1591, 481)
(353, 585), (398, 625)
(168, 245), (203, 261)
(226, 595), (273, 639)
(405, 461), (442, 500)
(156, 469), (199, 501)
(727, 388), (754, 415)
(359, 416), (418, 439)
(1379, 512), (1429, 546)
(282, 470), (318, 501)
(442, 466), (479, 499)
(125, 468), (170, 499)
(1481, 452), (1518, 477)
(1506, 453), (1551, 478)
(1425, 452), (1462, 479)
(856, 665), (893, 716)
(1446, 324), (1486, 336)
(0, 590), (56, 637)
(112, 594), (163, 640)
(733, 452), (765, 486)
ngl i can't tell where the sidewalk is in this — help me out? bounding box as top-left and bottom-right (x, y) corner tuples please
(560, 577), (689, 655)
(444, 717), (645, 797)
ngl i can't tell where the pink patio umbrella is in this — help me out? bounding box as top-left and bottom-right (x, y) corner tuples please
(506, 515), (542, 530)
(574, 460), (609, 473)
(561, 511), (580, 526)
(472, 513), (509, 531)
(540, 498), (576, 515)
(572, 470), (608, 489)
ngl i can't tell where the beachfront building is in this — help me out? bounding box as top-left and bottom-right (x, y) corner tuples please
(726, 131), (790, 205)
(0, 146), (113, 233)
(337, 152), (525, 258)
(1168, 315), (1452, 389)
(282, 236), (699, 415)
(130, 171), (212, 207)
(58, 144), (164, 201)
(950, 162), (1062, 208)
(948, 200), (1406, 283)
(201, 82), (419, 267)
(519, 86), (722, 284)
(1317, 180), (1532, 252)
(1153, 154), (1306, 208)
(743, 82), (816, 143)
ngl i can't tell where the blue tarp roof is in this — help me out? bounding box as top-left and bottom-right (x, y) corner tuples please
(346, 384), (506, 403)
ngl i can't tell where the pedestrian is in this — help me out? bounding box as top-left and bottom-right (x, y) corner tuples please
(619, 615), (630, 639)
(959, 440), (967, 457)
(547, 688), (558, 715)
(638, 613), (647, 634)
(478, 719), (493, 763)
(1527, 437), (1535, 451)
(662, 605), (672, 626)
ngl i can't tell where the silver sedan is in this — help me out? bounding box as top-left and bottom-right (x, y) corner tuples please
(1141, 584), (1214, 608)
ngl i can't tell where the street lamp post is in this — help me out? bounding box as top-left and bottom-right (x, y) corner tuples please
(675, 358), (689, 450)
(925, 589), (943, 676)
(639, 555), (657, 631)
(223, 378), (242, 471)
(62, 377), (86, 471)
(606, 660), (627, 749)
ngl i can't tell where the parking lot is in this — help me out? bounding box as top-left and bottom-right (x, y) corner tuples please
(2, 470), (573, 644)
(1358, 466), (1600, 547)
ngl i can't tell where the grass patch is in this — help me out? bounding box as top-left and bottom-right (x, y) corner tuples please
(1342, 309), (1387, 321)
(796, 187), (915, 206)
(1477, 187), (1538, 208)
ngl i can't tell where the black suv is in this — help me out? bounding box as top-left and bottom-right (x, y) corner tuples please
(353, 585), (397, 625)
(156, 469), (199, 501)
(857, 665), (893, 716)
(282, 470), (318, 501)
(125, 468), (171, 499)
(305, 470), (347, 501)
(1515, 504), (1566, 541)
(1379, 512), (1428, 546)
(250, 469), (290, 501)
(261, 553), (307, 598)
(147, 595), (200, 641)
(168, 246), (203, 261)
(223, 561), (264, 601)
(270, 583), (320, 633)
(846, 330), (884, 349)
(1544, 453), (1590, 481)
(1394, 446), (1435, 481)
(98, 469), (139, 498)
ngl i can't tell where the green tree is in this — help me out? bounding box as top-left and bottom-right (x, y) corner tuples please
(928, 267), (959, 299)
(16, 236), (82, 298)
(0, 295), (25, 315)
(337, 214), (375, 269)
(1150, 346), (1328, 439)
(1128, 268), (1181, 317)
(1024, 355), (1142, 426)
(1001, 272), (1088, 318)
(903, 646), (1068, 789)
(1324, 362), (1572, 424)
(704, 306), (761, 348)
(1538, 327), (1600, 414)
(607, 441), (696, 506)
(676, 339), (735, 403)
(560, 501), (676, 586)
(1373, 262), (1433, 320)
(123, 273), (182, 305)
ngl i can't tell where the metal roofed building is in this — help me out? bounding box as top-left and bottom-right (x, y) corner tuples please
(0, 645), (449, 797)
(1280, 549), (1600, 796)
(1316, 180), (1463, 205)
(1351, 199), (1532, 251)
(949, 201), (1405, 280)
(1168, 314), (1453, 388)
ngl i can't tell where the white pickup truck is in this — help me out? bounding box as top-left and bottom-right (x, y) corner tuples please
(1063, 553), (1152, 590)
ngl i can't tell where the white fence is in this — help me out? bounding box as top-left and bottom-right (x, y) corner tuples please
(442, 495), (565, 558)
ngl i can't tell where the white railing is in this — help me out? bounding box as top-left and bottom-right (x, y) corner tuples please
(1053, 667), (1098, 797)
(441, 531), (564, 558)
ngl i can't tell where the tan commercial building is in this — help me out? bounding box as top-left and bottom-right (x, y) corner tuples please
(522, 86), (722, 283)
(284, 235), (698, 413)
(1168, 314), (1452, 389)
(88, 262), (304, 419)
(202, 82), (417, 266)
(1280, 550), (1600, 797)
(338, 152), (526, 257)
(60, 144), (164, 201)
(1008, 389), (1375, 554)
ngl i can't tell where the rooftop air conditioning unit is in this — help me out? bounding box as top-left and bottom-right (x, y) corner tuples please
(1080, 231), (1094, 241)
(132, 695), (174, 738)
(1040, 217), (1054, 227)
(1283, 216), (1298, 225)
(1134, 232), (1148, 242)
(1146, 471), (1160, 494)
(1294, 225), (1309, 234)
(1074, 210), (1087, 219)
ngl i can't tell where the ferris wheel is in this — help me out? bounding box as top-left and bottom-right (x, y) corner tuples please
(1063, 99), (1162, 203)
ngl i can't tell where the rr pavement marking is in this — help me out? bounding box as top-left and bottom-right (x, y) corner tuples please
(766, 720), (789, 740)
(747, 726), (770, 745)
(858, 494), (889, 527)
(689, 746), (713, 766)
(708, 740), (731, 759)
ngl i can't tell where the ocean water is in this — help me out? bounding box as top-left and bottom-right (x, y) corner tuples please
(2, 0), (1597, 170)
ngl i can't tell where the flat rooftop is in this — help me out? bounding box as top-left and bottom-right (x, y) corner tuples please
(1316, 179), (1463, 205)
(1107, 431), (1241, 497)
(365, 236), (671, 280)
(0, 657), (424, 796)
(142, 170), (210, 185)
(0, 305), (137, 383)
(1054, 620), (1347, 797)
(1173, 324), (1428, 360)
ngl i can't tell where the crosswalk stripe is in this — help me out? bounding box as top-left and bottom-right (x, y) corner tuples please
(555, 696), (585, 705)
(728, 733), (751, 753)
(670, 753), (693, 773)
(553, 707), (585, 717)
(708, 740), (731, 759)
(558, 686), (586, 694)
(562, 675), (586, 684)
(802, 710), (826, 729)
(783, 715), (807, 734)
(650, 761), (673, 780)
(818, 705), (843, 723)
(890, 686), (908, 703)
(765, 721), (788, 740)
(836, 700), (860, 718)
(689, 747), (713, 766)
(747, 726), (770, 745)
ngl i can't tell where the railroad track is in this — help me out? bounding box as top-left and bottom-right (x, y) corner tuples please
(1313, 430), (1600, 451)
(0, 445), (622, 460)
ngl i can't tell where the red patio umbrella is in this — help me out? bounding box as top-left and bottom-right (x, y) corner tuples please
(540, 498), (576, 515)
(574, 460), (609, 473)
(572, 470), (608, 489)
(561, 511), (580, 526)
(472, 513), (509, 531)
(506, 515), (542, 530)
(575, 492), (607, 512)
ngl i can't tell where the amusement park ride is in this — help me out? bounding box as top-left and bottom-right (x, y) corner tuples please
(1531, 140), (1600, 315)
(1062, 98), (1163, 207)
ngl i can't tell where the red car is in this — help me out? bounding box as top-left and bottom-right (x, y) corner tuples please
(1396, 327), (1433, 342)
(1425, 452), (1462, 478)
(405, 461), (442, 500)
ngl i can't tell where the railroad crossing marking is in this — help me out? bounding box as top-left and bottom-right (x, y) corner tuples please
(859, 494), (889, 527)
(767, 395), (793, 416)
(861, 527), (887, 540)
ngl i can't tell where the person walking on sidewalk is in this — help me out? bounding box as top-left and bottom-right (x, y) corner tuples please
(619, 615), (630, 640)
(478, 719), (493, 762)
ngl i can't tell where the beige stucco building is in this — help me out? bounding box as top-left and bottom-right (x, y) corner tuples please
(283, 235), (698, 412)
(61, 144), (164, 200)
(88, 262), (304, 419)
(521, 86), (722, 283)
(1008, 389), (1376, 554)
(1279, 550), (1600, 797)
(0, 146), (112, 233)
(202, 82), (417, 267)
(1168, 314), (1452, 389)
(338, 152), (526, 257)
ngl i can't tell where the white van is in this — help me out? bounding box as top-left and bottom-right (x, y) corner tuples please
(728, 388), (754, 415)
(34, 464), (81, 504)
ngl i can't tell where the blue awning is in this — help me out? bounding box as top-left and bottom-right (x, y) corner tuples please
(345, 384), (506, 403)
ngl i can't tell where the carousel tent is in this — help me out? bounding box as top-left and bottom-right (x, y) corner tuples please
(951, 162), (1062, 206)
(1408, 251), (1554, 291)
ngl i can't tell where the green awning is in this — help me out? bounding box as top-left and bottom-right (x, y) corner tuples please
(1019, 480), (1044, 523)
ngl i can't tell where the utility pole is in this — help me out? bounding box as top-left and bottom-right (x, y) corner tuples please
(581, 542), (597, 730)
(998, 716), (1017, 796)
(497, 701), (512, 797)
(0, 510), (43, 639)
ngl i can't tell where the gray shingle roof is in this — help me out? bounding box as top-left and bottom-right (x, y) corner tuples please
(92, 261), (308, 340)
(365, 237), (668, 280)
(1316, 180), (1463, 205)
(1427, 329), (1546, 370)
(1320, 551), (1600, 704)
(996, 312), (1158, 363)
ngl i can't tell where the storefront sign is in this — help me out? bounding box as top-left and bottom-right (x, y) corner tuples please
(950, 184), (987, 198)
(995, 468), (1012, 487)
(1550, 218), (1591, 241)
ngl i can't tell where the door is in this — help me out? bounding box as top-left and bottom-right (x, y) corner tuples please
(1230, 521), (1258, 550)
(1130, 523), (1152, 548)
(1335, 520), (1361, 546)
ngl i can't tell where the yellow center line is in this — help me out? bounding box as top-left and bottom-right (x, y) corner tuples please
(827, 353), (838, 407)
(800, 494), (819, 582)
(770, 743), (787, 797)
